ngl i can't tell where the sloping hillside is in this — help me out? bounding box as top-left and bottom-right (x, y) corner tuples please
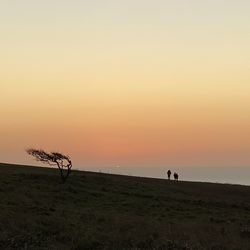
(0, 163), (250, 250)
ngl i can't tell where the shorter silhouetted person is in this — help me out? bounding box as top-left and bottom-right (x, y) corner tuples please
(174, 172), (179, 181)
(167, 170), (171, 180)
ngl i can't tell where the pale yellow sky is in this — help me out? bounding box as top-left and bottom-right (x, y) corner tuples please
(0, 0), (250, 168)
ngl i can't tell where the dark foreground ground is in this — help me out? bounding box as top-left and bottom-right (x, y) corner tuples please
(0, 163), (250, 250)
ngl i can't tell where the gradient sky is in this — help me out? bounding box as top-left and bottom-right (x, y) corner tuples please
(1, 1), (250, 171)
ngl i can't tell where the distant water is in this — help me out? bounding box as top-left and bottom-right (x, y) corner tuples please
(79, 166), (250, 186)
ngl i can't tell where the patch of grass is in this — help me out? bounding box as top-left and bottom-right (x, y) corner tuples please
(0, 163), (250, 249)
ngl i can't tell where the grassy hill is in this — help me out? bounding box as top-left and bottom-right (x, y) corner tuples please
(0, 163), (250, 250)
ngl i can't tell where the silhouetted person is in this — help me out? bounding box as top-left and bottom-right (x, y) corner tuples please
(167, 170), (171, 180)
(174, 172), (179, 181)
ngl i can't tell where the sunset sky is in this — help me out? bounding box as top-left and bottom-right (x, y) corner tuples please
(1, 1), (250, 177)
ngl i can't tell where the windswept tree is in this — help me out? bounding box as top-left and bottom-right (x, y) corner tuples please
(27, 149), (72, 183)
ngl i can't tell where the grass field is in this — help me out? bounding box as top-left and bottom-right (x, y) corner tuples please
(0, 163), (250, 250)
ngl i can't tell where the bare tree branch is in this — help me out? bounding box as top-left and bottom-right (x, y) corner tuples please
(26, 149), (72, 183)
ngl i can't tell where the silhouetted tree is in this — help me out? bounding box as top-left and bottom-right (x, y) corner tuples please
(26, 149), (72, 183)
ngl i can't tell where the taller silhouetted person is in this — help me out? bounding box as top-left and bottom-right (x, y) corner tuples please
(167, 170), (171, 180)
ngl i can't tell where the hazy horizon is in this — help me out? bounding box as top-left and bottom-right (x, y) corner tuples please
(1, 1), (250, 183)
(2, 160), (250, 186)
